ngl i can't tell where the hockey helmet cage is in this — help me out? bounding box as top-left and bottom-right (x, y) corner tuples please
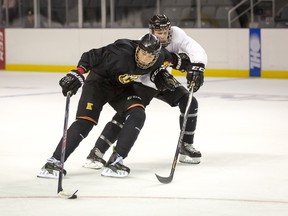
(135, 33), (162, 69)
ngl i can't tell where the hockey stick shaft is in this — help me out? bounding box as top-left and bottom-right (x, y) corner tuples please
(57, 91), (71, 193)
(155, 83), (195, 183)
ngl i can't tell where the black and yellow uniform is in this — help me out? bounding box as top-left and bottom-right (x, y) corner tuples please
(52, 36), (174, 161)
(76, 38), (171, 123)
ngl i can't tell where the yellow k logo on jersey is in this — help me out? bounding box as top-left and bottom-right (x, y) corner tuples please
(86, 102), (93, 110)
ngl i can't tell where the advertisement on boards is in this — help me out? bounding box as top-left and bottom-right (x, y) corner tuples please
(0, 28), (5, 70)
(249, 28), (261, 77)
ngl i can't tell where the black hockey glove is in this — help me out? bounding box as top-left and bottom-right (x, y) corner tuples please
(150, 67), (177, 91)
(59, 70), (85, 96)
(186, 63), (205, 92)
(171, 53), (191, 72)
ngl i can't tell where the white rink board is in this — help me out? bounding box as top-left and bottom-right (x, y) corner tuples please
(5, 29), (288, 71)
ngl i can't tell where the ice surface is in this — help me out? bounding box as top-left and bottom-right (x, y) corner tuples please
(1, 72), (288, 216)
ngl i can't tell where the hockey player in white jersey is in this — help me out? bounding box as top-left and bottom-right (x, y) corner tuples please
(80, 14), (208, 177)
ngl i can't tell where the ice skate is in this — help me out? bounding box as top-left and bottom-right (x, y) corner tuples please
(101, 152), (130, 178)
(179, 143), (201, 164)
(83, 148), (106, 169)
(37, 157), (67, 179)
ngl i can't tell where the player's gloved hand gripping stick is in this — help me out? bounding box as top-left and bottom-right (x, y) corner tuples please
(150, 65), (177, 91)
(171, 52), (205, 92)
(186, 63), (205, 92)
(59, 68), (85, 96)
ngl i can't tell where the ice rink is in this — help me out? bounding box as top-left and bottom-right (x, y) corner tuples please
(1, 71), (288, 216)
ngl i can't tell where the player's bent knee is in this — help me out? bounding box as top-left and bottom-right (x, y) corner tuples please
(125, 106), (146, 129)
(179, 95), (198, 113)
(70, 118), (94, 138)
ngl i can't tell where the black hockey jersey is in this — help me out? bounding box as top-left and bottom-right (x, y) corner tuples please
(77, 39), (173, 86)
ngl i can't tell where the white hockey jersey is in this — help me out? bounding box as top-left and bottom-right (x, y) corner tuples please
(137, 26), (208, 89)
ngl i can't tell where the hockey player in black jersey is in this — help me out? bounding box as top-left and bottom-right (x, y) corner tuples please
(83, 14), (207, 176)
(37, 33), (191, 178)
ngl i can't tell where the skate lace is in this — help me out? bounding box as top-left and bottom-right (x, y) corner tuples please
(184, 143), (197, 152)
(111, 156), (124, 166)
(47, 157), (62, 167)
(94, 148), (104, 158)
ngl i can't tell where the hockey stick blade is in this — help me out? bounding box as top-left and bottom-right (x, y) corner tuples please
(58, 189), (78, 199)
(155, 173), (173, 184)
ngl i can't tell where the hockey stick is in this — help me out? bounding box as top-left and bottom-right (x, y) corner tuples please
(57, 91), (78, 199)
(155, 82), (195, 184)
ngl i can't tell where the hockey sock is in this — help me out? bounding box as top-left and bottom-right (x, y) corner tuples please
(114, 107), (146, 158)
(94, 113), (125, 154)
(179, 95), (198, 144)
(53, 119), (94, 161)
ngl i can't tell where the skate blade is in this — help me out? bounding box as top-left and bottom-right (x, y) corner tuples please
(37, 170), (59, 179)
(179, 155), (201, 164)
(82, 159), (104, 169)
(101, 167), (129, 178)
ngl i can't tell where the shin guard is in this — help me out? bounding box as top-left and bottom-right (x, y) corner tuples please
(179, 95), (198, 145)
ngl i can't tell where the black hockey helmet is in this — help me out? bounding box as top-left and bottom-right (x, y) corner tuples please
(149, 14), (172, 47)
(138, 33), (161, 55)
(149, 14), (171, 30)
(135, 33), (162, 69)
